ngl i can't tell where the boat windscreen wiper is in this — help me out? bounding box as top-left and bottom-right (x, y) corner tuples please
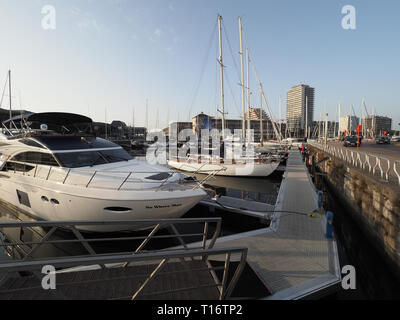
(90, 153), (107, 167)
(101, 153), (129, 162)
(111, 155), (129, 162)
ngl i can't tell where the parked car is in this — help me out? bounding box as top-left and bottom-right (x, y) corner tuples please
(376, 136), (390, 144)
(391, 136), (400, 143)
(343, 136), (361, 147)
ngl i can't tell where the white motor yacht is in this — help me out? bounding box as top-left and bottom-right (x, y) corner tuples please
(0, 113), (206, 232)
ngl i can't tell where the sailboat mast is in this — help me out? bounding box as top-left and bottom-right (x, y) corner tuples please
(132, 107), (135, 138)
(146, 99), (149, 130)
(239, 17), (246, 142)
(279, 96), (282, 139)
(217, 15), (225, 135)
(361, 103), (364, 137)
(105, 107), (108, 139)
(338, 102), (341, 138)
(8, 70), (12, 127)
(350, 104), (353, 135)
(334, 104), (337, 139)
(246, 48), (251, 135)
(305, 96), (308, 139)
(259, 84), (263, 145)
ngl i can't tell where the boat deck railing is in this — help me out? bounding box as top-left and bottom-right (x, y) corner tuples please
(0, 218), (247, 300)
(171, 154), (281, 165)
(1, 160), (225, 191)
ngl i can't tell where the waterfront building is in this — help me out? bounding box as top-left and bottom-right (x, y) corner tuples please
(286, 84), (315, 137)
(362, 115), (392, 137)
(163, 121), (193, 137)
(245, 107), (269, 121)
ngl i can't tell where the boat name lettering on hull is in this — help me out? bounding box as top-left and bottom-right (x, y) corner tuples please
(145, 203), (182, 209)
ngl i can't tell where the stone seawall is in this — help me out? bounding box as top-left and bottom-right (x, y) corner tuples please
(308, 146), (400, 276)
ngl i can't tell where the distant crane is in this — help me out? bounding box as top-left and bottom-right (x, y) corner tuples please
(362, 98), (374, 137)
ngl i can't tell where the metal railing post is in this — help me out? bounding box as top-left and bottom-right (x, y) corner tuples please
(63, 169), (71, 184)
(224, 249), (248, 299)
(131, 258), (168, 300)
(394, 161), (400, 186)
(86, 171), (97, 188)
(219, 252), (231, 300)
(46, 167), (52, 180)
(118, 172), (132, 191)
(202, 222), (209, 250)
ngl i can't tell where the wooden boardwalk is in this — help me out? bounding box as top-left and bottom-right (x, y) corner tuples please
(213, 150), (341, 299)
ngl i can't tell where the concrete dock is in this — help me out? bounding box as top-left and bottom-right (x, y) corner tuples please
(213, 149), (342, 299)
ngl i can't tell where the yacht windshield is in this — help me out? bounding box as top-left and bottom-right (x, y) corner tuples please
(55, 148), (133, 168)
(101, 149), (132, 162)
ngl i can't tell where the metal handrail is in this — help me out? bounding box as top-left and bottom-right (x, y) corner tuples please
(381, 157), (390, 181)
(0, 246), (248, 300)
(394, 160), (400, 186)
(0, 218), (222, 262)
(0, 218), (248, 300)
(308, 141), (397, 184)
(372, 155), (381, 177)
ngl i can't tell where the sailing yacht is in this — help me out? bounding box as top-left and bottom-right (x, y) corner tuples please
(167, 15), (281, 177)
(0, 112), (207, 232)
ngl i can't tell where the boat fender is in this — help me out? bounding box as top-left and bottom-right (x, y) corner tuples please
(326, 211), (334, 239)
(317, 190), (323, 209)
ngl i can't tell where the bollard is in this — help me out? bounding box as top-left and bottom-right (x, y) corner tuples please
(326, 211), (334, 239)
(317, 191), (323, 209)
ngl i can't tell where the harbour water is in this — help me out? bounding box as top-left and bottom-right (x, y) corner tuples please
(314, 170), (400, 300)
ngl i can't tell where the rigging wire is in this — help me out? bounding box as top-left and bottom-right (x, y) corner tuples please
(221, 19), (242, 84)
(187, 20), (218, 121)
(242, 29), (283, 140)
(225, 71), (242, 119)
(0, 72), (9, 109)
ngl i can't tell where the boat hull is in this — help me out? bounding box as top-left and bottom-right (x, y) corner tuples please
(167, 160), (279, 177)
(0, 175), (206, 232)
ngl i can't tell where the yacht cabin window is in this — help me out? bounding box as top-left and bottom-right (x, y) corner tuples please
(19, 139), (45, 149)
(54, 148), (133, 168)
(10, 152), (59, 167)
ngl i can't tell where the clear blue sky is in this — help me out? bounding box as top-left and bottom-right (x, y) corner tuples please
(0, 0), (399, 130)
